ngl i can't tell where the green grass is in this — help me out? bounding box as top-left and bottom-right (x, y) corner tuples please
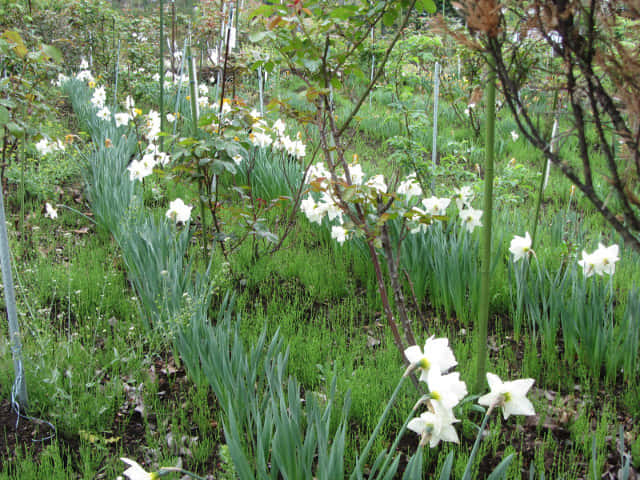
(2, 3), (640, 477)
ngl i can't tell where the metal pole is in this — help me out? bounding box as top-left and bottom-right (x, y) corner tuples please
(113, 38), (121, 108)
(160, 0), (165, 150)
(369, 27), (374, 108)
(431, 61), (440, 193)
(0, 178), (28, 409)
(258, 66), (264, 116)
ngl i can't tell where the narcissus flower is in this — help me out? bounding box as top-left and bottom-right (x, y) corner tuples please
(91, 86), (106, 109)
(453, 185), (474, 210)
(407, 402), (460, 448)
(397, 173), (423, 200)
(347, 163), (364, 185)
(509, 232), (532, 262)
(120, 457), (158, 480)
(166, 198), (193, 224)
(404, 336), (457, 382)
(422, 197), (451, 216)
(97, 106), (111, 121)
(460, 207), (482, 233)
(250, 131), (273, 148)
(114, 112), (131, 128)
(300, 196), (324, 225)
(578, 243), (620, 277)
(366, 174), (387, 193)
(127, 157), (155, 182)
(44, 202), (58, 219)
(426, 368), (468, 410)
(331, 225), (348, 244)
(478, 373), (535, 420)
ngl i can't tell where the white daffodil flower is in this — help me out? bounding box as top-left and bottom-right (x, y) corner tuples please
(593, 243), (620, 276)
(366, 174), (387, 193)
(114, 112), (131, 128)
(120, 458), (157, 480)
(35, 138), (52, 156)
(166, 198), (193, 224)
(453, 185), (474, 210)
(398, 174), (423, 201)
(273, 118), (286, 136)
(300, 196), (324, 224)
(404, 336), (457, 382)
(578, 243), (620, 277)
(127, 158), (154, 182)
(478, 372), (535, 420)
(347, 163), (364, 185)
(422, 197), (451, 216)
(511, 130), (519, 141)
(91, 86), (106, 109)
(305, 162), (330, 185)
(44, 202), (58, 219)
(578, 250), (598, 277)
(96, 106), (111, 121)
(331, 225), (348, 244)
(460, 207), (483, 233)
(251, 131), (273, 148)
(407, 402), (460, 448)
(292, 139), (306, 159)
(426, 368), (468, 410)
(509, 232), (532, 262)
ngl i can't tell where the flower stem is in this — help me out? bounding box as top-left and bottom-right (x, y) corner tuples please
(461, 405), (494, 480)
(159, 466), (208, 480)
(350, 375), (407, 479)
(373, 395), (427, 479)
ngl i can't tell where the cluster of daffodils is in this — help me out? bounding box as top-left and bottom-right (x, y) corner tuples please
(300, 161), (483, 244)
(35, 137), (65, 156)
(123, 101), (172, 182)
(509, 231), (620, 278)
(247, 111), (306, 159)
(151, 70), (190, 90)
(166, 198), (193, 224)
(578, 243), (619, 277)
(404, 338), (535, 447)
(127, 145), (169, 182)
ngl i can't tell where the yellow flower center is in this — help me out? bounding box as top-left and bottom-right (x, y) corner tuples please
(419, 358), (430, 370)
(430, 391), (441, 401)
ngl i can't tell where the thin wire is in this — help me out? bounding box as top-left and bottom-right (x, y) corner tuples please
(10, 354), (56, 442)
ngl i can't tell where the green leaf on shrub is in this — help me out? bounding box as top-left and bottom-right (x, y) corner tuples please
(0, 106), (9, 127)
(248, 31), (274, 43)
(330, 6), (358, 20)
(382, 9), (397, 27)
(41, 44), (62, 63)
(6, 121), (24, 138)
(416, 0), (437, 13)
(249, 4), (276, 19)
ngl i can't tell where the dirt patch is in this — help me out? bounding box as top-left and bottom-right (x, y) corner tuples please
(0, 398), (58, 463)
